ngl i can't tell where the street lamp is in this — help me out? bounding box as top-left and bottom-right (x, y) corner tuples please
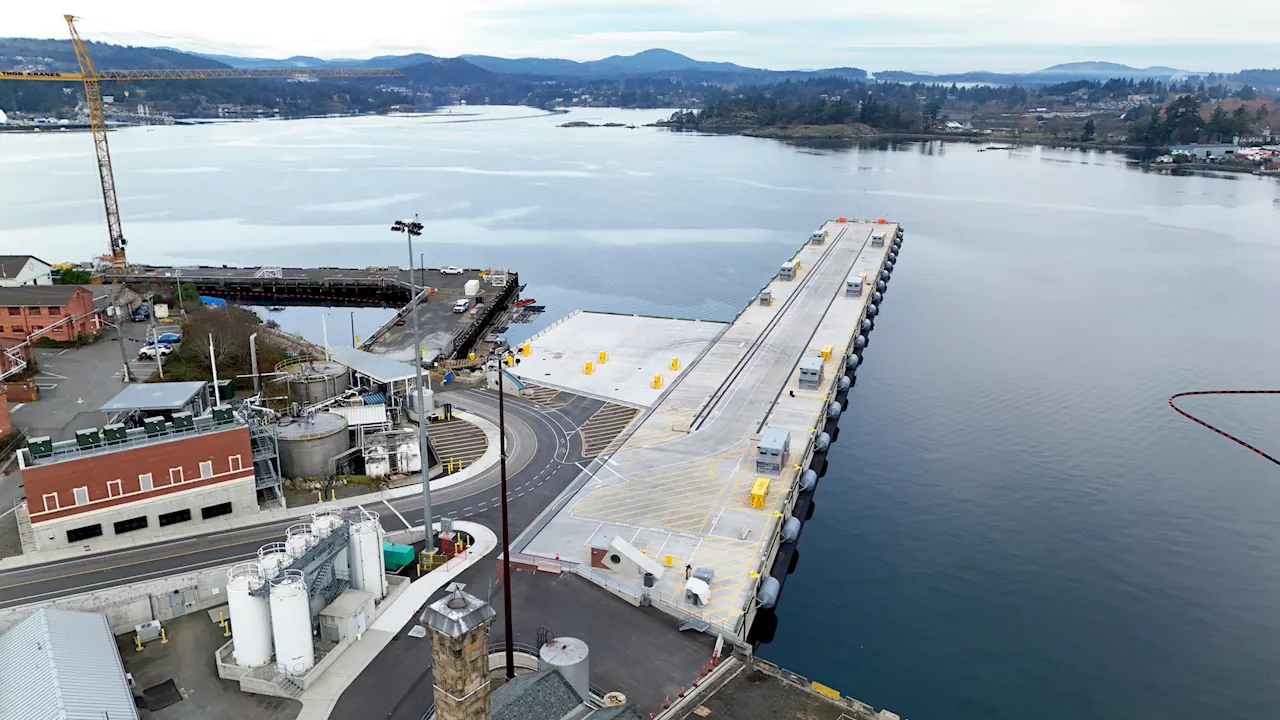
(493, 347), (516, 680)
(390, 216), (433, 546)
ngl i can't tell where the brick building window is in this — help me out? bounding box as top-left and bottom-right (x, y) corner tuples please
(201, 502), (233, 520)
(199, 460), (214, 479)
(9, 327), (21, 334)
(158, 508), (192, 526)
(46, 307), (61, 316)
(28, 307), (40, 316)
(5, 307), (18, 316)
(72, 487), (89, 506)
(113, 516), (148, 534)
(139, 473), (153, 492)
(170, 467), (184, 484)
(30, 325), (42, 333)
(107, 479), (122, 498)
(42, 493), (59, 512)
(229, 454), (243, 472)
(67, 524), (103, 542)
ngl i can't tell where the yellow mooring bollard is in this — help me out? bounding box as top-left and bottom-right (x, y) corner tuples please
(160, 628), (168, 645)
(135, 635), (143, 652)
(598, 350), (608, 364)
(652, 374), (662, 389)
(670, 357), (680, 371)
(223, 620), (231, 637)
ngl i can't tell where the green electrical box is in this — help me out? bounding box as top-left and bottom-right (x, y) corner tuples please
(75, 428), (102, 448)
(171, 412), (195, 431)
(215, 379), (236, 401)
(102, 423), (128, 443)
(144, 416), (167, 437)
(27, 436), (52, 458)
(212, 405), (235, 424)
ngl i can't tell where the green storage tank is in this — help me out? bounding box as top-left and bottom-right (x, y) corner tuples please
(383, 543), (416, 571)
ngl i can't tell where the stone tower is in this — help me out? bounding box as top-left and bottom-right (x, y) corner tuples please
(423, 582), (497, 720)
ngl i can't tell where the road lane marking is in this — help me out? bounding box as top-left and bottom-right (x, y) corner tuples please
(0, 533), (280, 592)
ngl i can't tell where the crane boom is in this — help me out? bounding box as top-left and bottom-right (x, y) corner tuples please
(3, 67), (404, 81)
(13, 15), (403, 267)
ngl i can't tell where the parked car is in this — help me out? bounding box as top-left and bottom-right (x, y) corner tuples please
(138, 344), (174, 359)
(440, 266), (464, 275)
(155, 332), (182, 345)
(129, 305), (150, 322)
(452, 298), (473, 313)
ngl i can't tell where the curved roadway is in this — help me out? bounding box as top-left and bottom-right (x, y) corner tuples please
(0, 390), (602, 609)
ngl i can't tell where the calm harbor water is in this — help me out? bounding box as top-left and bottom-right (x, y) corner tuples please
(3, 107), (1280, 719)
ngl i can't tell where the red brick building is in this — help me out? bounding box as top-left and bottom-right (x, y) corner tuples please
(0, 285), (98, 343)
(18, 421), (259, 550)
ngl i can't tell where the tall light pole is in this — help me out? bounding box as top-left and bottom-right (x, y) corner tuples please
(495, 349), (515, 679)
(391, 216), (433, 546)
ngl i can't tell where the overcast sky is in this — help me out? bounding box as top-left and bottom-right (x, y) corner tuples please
(7, 1), (1279, 72)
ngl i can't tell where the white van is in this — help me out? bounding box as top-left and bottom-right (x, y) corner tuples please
(452, 298), (473, 313)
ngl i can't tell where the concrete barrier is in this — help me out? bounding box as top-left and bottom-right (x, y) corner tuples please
(0, 562), (233, 635)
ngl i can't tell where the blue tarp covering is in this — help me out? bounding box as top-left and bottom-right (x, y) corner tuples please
(362, 392), (389, 405)
(198, 295), (227, 308)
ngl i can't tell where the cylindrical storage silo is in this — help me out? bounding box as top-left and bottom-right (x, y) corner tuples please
(269, 570), (314, 676)
(258, 542), (290, 580)
(348, 510), (386, 600)
(538, 637), (590, 701)
(285, 524), (316, 560)
(276, 412), (350, 479)
(284, 360), (350, 406)
(404, 385), (435, 424)
(226, 562), (273, 668)
(310, 506), (344, 540)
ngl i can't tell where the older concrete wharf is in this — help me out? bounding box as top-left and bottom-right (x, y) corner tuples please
(520, 219), (899, 641)
(110, 264), (519, 362)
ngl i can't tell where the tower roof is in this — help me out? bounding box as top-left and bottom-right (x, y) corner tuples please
(422, 582), (496, 637)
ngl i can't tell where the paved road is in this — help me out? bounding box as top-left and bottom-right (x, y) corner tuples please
(0, 390), (600, 609)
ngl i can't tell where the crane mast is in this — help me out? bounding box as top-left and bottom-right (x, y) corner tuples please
(66, 15), (128, 266)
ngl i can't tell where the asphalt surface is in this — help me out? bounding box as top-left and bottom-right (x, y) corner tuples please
(0, 389), (602, 609)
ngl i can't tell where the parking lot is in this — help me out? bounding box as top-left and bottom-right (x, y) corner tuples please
(8, 319), (161, 442)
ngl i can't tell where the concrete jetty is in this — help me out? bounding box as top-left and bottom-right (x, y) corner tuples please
(518, 218), (900, 641)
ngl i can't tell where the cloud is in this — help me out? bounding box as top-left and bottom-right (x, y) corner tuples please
(5, 1), (1278, 72)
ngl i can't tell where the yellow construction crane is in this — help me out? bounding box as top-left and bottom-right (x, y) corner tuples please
(6, 15), (403, 267)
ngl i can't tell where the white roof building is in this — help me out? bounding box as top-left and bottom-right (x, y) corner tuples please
(0, 255), (53, 287)
(0, 608), (139, 719)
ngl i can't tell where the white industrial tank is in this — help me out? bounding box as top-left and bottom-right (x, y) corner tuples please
(395, 436), (422, 474)
(347, 510), (386, 599)
(285, 524), (316, 560)
(226, 562), (273, 668)
(364, 440), (390, 478)
(310, 506), (343, 539)
(258, 542), (290, 579)
(538, 636), (590, 701)
(269, 569), (314, 675)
